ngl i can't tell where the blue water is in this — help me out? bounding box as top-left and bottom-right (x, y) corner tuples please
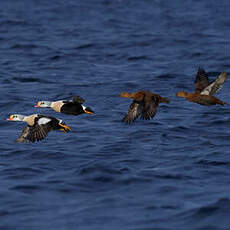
(1, 0), (230, 229)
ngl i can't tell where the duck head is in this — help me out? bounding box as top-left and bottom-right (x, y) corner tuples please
(176, 91), (189, 98)
(120, 92), (134, 98)
(7, 114), (25, 121)
(35, 101), (52, 108)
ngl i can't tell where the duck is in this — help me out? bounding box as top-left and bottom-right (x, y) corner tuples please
(7, 114), (71, 143)
(176, 68), (228, 106)
(35, 96), (94, 115)
(120, 91), (170, 124)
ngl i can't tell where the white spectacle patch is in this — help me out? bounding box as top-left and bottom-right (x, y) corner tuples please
(82, 105), (86, 110)
(38, 117), (51, 125)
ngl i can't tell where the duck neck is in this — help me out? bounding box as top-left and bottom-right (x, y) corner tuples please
(46, 101), (52, 107)
(184, 92), (193, 98)
(18, 115), (26, 121)
(181, 92), (190, 98)
(23, 114), (37, 126)
(50, 101), (63, 112)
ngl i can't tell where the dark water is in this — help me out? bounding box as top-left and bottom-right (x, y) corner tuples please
(1, 0), (230, 229)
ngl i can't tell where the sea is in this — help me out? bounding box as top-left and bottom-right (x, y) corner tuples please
(1, 0), (230, 229)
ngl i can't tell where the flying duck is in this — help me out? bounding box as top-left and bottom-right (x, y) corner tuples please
(176, 68), (228, 106)
(7, 114), (71, 143)
(35, 96), (94, 115)
(120, 91), (170, 124)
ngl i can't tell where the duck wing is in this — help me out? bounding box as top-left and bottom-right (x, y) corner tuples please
(16, 124), (51, 143)
(194, 67), (209, 93)
(16, 126), (31, 143)
(201, 72), (227, 96)
(141, 96), (159, 120)
(72, 96), (85, 104)
(29, 124), (51, 142)
(122, 102), (143, 124)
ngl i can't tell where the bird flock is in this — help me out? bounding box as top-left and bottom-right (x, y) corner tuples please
(7, 67), (227, 143)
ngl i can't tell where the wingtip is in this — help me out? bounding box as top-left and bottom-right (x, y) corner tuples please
(216, 72), (227, 84)
(197, 67), (206, 75)
(121, 117), (134, 125)
(220, 72), (227, 79)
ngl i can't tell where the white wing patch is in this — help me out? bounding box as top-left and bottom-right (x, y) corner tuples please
(38, 117), (51, 125)
(201, 72), (227, 96)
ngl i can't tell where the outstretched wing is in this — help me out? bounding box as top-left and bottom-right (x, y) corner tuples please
(16, 125), (50, 143)
(122, 102), (142, 124)
(16, 126), (31, 143)
(201, 72), (227, 96)
(141, 96), (159, 120)
(72, 96), (85, 104)
(194, 67), (209, 93)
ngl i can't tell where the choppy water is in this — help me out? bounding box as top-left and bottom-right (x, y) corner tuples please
(1, 0), (230, 229)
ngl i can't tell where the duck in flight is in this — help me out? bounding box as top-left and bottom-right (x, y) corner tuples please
(176, 68), (228, 106)
(7, 114), (71, 143)
(35, 96), (94, 115)
(120, 91), (170, 124)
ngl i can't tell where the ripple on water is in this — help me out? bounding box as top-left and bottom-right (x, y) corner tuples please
(1, 0), (230, 229)
(10, 44), (38, 49)
(1, 167), (44, 180)
(12, 77), (52, 83)
(176, 198), (230, 229)
(10, 184), (43, 194)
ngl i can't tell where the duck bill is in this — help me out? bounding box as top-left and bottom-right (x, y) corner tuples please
(7, 115), (13, 121)
(34, 102), (41, 108)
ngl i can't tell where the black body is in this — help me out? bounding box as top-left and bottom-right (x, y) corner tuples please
(60, 102), (85, 115)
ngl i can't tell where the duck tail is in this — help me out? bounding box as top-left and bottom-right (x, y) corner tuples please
(222, 101), (228, 105)
(215, 98), (228, 106)
(159, 96), (170, 103)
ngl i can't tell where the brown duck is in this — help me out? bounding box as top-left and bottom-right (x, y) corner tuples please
(120, 91), (170, 124)
(176, 68), (228, 106)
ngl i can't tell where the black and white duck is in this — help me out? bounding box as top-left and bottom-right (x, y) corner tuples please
(7, 114), (71, 143)
(35, 96), (94, 115)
